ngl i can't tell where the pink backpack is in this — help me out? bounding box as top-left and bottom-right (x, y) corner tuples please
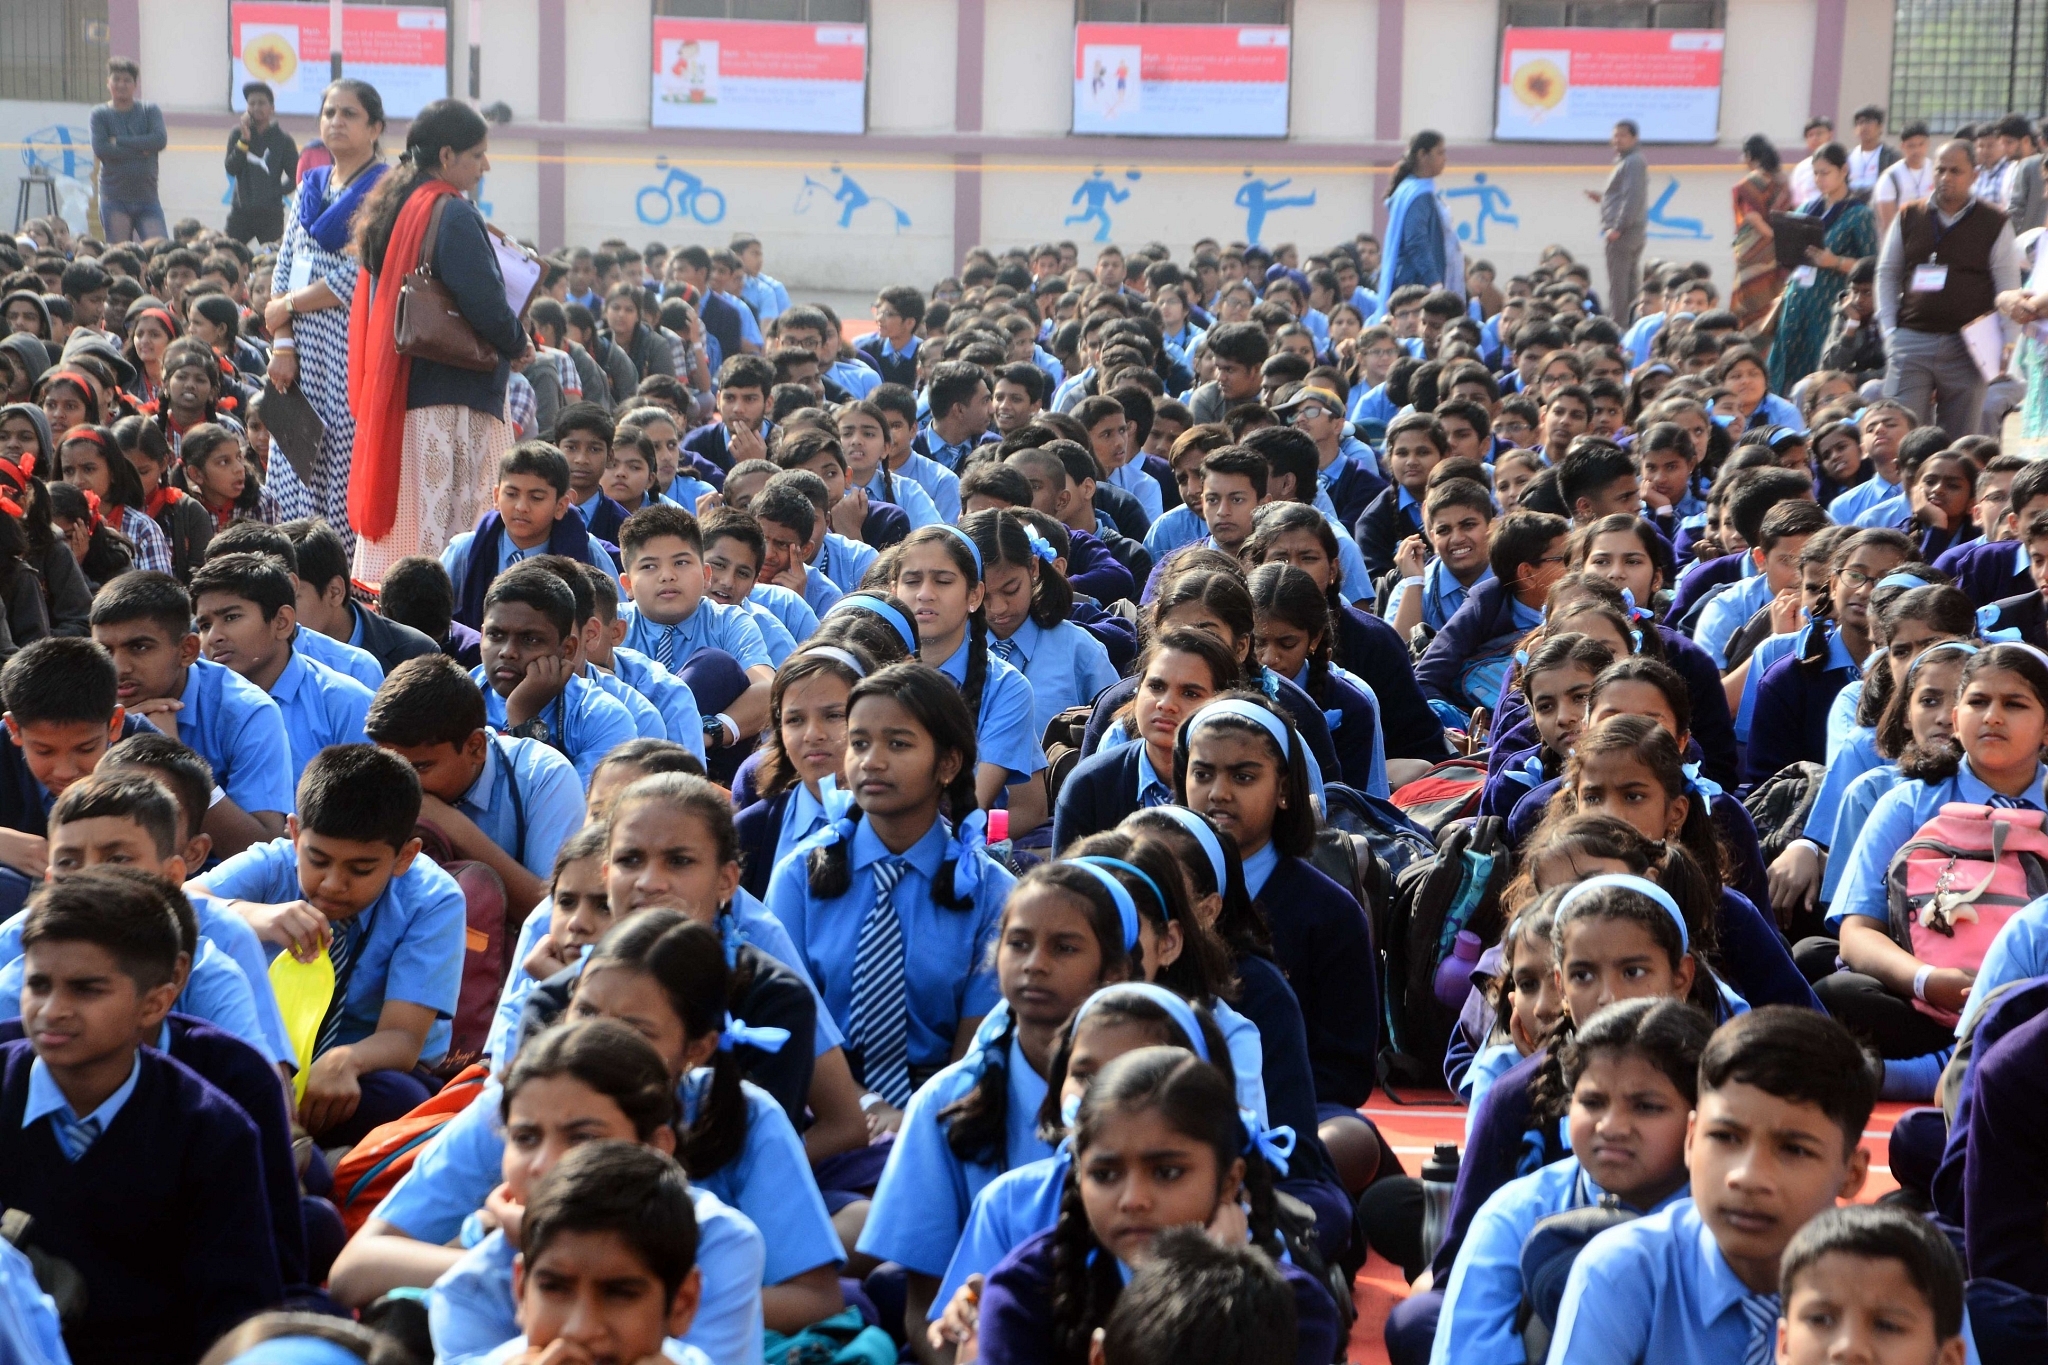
(1884, 802), (2048, 1024)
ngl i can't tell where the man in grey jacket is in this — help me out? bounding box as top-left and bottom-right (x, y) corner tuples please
(1589, 119), (1648, 323)
(89, 58), (166, 243)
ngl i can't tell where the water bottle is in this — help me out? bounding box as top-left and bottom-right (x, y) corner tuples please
(1432, 930), (1485, 1012)
(1420, 1141), (1461, 1264)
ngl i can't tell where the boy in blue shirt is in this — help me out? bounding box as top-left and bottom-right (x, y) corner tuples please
(474, 564), (639, 786)
(1546, 1007), (1876, 1365)
(529, 556), (668, 744)
(1385, 477), (1497, 636)
(0, 638), (156, 882)
(1774, 1205), (1967, 1365)
(553, 402), (632, 549)
(195, 744), (466, 1144)
(775, 426), (916, 546)
(617, 504), (774, 755)
(577, 562), (709, 754)
(4, 871), (282, 1365)
(191, 552), (374, 794)
(444, 442), (620, 631)
(698, 510), (815, 667)
(365, 653), (586, 926)
(872, 382), (962, 521)
(758, 474), (856, 617)
(88, 573), (293, 854)
(281, 519), (441, 676)
(205, 520), (387, 689)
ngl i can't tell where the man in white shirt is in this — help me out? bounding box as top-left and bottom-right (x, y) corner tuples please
(1874, 121), (1935, 237)
(1788, 115), (1834, 205)
(1844, 104), (1898, 194)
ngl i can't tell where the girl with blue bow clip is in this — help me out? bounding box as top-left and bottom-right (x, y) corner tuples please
(963, 509), (1121, 746)
(972, 1046), (1343, 1365)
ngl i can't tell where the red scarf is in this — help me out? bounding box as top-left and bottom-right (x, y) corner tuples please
(144, 485), (185, 520)
(346, 178), (459, 543)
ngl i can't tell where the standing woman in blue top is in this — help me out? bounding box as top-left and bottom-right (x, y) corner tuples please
(767, 663), (1016, 1136)
(964, 509), (1120, 741)
(885, 525), (1049, 827)
(734, 644), (872, 899)
(1246, 562), (1388, 795)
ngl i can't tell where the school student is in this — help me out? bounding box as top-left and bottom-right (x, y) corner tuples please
(683, 354), (776, 477)
(965, 508), (1120, 740)
(204, 520), (388, 689)
(774, 426), (916, 547)
(193, 745), (466, 1144)
(1483, 633), (1612, 824)
(280, 520), (440, 676)
(870, 383), (962, 523)
(551, 402), (632, 548)
(616, 504), (774, 754)
(1695, 491), (1829, 674)
(1006, 442), (1139, 606)
(468, 564), (638, 786)
(1386, 477), (1496, 636)
(698, 510), (818, 667)
(1545, 1007), (1876, 1365)
(734, 645), (869, 898)
(600, 420), (682, 513)
(618, 405), (719, 509)
(56, 424), (174, 577)
(1, 871), (283, 1365)
(1939, 456), (2048, 606)
(442, 443), (619, 631)
(1417, 510), (1572, 713)
(1354, 411), (1449, 579)
(484, 824), (613, 1066)
(364, 653), (584, 923)
(835, 398), (944, 529)
(112, 415), (212, 582)
(1247, 561), (1388, 794)
(751, 474), (850, 618)
(562, 560), (707, 755)
(190, 552), (373, 792)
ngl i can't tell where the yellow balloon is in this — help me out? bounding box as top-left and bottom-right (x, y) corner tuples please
(269, 951), (334, 1103)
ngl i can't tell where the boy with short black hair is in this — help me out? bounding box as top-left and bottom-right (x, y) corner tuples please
(1188, 321), (1269, 425)
(205, 521), (387, 689)
(775, 425), (915, 546)
(194, 744), (466, 1143)
(442, 442), (618, 630)
(527, 554), (667, 746)
(915, 360), (997, 470)
(616, 505), (773, 753)
(1387, 478), (1496, 636)
(1415, 510), (1570, 710)
(575, 560), (710, 751)
(378, 554), (482, 667)
(1196, 446), (1268, 556)
(552, 401), (631, 546)
(1774, 1204), (1965, 1365)
(365, 653), (585, 921)
(1548, 1007), (1876, 1365)
(698, 510), (813, 666)
(0, 637), (149, 881)
(871, 381), (962, 521)
(752, 476), (844, 617)
(1557, 438), (1644, 524)
(0, 870), (282, 1365)
(471, 563), (638, 785)
(190, 552), (373, 794)
(960, 461), (1034, 515)
(857, 286), (925, 388)
(1094, 1226), (1297, 1365)
(280, 519), (439, 675)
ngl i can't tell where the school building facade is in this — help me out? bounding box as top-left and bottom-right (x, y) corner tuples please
(2, 0), (1907, 291)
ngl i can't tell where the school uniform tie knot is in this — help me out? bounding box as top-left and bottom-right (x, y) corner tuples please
(851, 856), (912, 1108)
(1987, 793), (2033, 809)
(1740, 1290), (1781, 1365)
(654, 623), (678, 670)
(991, 636), (1021, 665)
(53, 1113), (101, 1161)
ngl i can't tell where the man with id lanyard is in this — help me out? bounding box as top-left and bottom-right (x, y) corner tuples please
(1876, 137), (2022, 435)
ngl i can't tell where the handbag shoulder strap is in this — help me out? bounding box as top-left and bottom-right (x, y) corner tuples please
(416, 192), (454, 273)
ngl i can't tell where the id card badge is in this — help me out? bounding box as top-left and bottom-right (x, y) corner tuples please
(1912, 263), (1949, 292)
(286, 251), (314, 293)
(1792, 265), (1818, 287)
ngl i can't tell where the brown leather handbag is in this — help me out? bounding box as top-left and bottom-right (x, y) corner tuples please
(394, 194), (500, 372)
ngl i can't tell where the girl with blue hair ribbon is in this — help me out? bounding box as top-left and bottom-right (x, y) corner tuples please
(963, 509), (1121, 743)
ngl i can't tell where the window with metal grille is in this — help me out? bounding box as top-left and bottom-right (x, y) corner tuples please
(1889, 0), (2048, 131)
(655, 0), (868, 18)
(1500, 2), (1723, 26)
(0, 0), (109, 103)
(1077, 1), (1288, 22)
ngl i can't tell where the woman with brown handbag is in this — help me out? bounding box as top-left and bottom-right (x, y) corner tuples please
(346, 98), (526, 583)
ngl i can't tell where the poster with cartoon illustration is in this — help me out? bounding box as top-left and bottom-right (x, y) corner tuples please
(650, 18), (865, 133)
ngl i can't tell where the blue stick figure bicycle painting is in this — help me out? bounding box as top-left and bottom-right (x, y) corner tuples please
(1065, 168), (1140, 243)
(1645, 177), (1709, 240)
(636, 156), (727, 227)
(1235, 172), (1315, 245)
(795, 167), (912, 233)
(1444, 173), (1520, 246)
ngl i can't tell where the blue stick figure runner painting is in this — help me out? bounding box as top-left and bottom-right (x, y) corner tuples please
(1065, 168), (1139, 242)
(1235, 173), (1315, 245)
(1645, 177), (1709, 239)
(1444, 173), (1520, 245)
(795, 166), (912, 232)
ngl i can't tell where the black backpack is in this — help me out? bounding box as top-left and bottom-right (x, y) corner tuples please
(1378, 817), (1511, 1088)
(1039, 705), (1096, 810)
(1743, 760), (1826, 862)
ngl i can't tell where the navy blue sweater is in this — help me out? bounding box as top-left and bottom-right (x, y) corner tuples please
(1255, 855), (1379, 1109)
(1936, 536), (2031, 606)
(1414, 577), (1526, 706)
(1050, 741), (1149, 854)
(1333, 604), (1452, 762)
(0, 1039), (281, 1365)
(403, 194), (527, 416)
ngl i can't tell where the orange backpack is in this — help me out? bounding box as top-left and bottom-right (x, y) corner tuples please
(330, 1062), (491, 1235)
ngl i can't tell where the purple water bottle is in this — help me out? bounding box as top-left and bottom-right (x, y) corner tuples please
(1433, 929), (1484, 1012)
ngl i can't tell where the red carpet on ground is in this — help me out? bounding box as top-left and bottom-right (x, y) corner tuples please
(1344, 1092), (1915, 1365)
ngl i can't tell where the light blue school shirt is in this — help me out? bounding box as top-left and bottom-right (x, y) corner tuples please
(295, 625), (384, 690)
(0, 1236), (67, 1364)
(1733, 628), (1810, 743)
(865, 470), (942, 529)
(921, 429), (988, 472)
(1134, 743), (1173, 806)
(1438, 1159), (1685, 1365)
(1830, 759), (2048, 929)
(775, 782), (832, 872)
(202, 835), (468, 1065)
(267, 648), (374, 791)
(936, 637), (1048, 782)
(663, 473), (717, 509)
(620, 597), (773, 675)
(1461, 1041), (1522, 1137)
(440, 527), (621, 593)
(745, 583), (819, 655)
(1049, 370), (1091, 414)
(454, 731), (585, 882)
(1241, 841), (1281, 899)
(889, 452), (962, 523)
(800, 562), (846, 618)
(1828, 473), (1901, 526)
(1803, 726), (1884, 845)
(608, 648), (707, 758)
(0, 935), (269, 1060)
(738, 596), (797, 667)
(829, 357), (881, 398)
(24, 1050), (138, 1157)
(819, 532), (876, 598)
(1144, 502), (1206, 559)
(1105, 461), (1164, 522)
(1855, 493), (1911, 529)
(1384, 560), (1494, 632)
(680, 1070), (845, 1280)
(996, 617), (1121, 737)
(471, 667), (639, 788)
(767, 815), (1011, 1075)
(1349, 383), (1398, 429)
(937, 1147), (1071, 1310)
(1694, 568), (1773, 670)
(1827, 683), (1867, 763)
(176, 657), (295, 817)
(1819, 764), (1905, 903)
(484, 898), (557, 1063)
(583, 660), (665, 740)
(1622, 312), (1667, 366)
(739, 270), (788, 321)
(427, 1183), (763, 1365)
(858, 1014), (1052, 1275)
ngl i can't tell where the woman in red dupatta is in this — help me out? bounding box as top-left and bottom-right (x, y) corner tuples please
(1731, 133), (1792, 330)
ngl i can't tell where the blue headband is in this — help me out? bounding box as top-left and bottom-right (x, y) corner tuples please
(1906, 639), (1979, 683)
(227, 1340), (369, 1365)
(1877, 571), (1937, 594)
(1146, 805), (1228, 895)
(934, 523), (984, 575)
(827, 594), (918, 655)
(1071, 983), (1210, 1064)
(1075, 854), (1171, 922)
(1068, 859), (1143, 949)
(719, 1012), (790, 1053)
(1189, 697), (1292, 756)
(1557, 873), (1690, 953)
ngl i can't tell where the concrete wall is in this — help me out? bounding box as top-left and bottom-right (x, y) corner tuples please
(9, 0), (1888, 292)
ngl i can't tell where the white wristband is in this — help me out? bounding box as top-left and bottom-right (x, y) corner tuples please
(714, 712), (738, 745)
(1912, 964), (1936, 1003)
(858, 1091), (888, 1113)
(271, 337), (294, 352)
(1400, 575), (1425, 588)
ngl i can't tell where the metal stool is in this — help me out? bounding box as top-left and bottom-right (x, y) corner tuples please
(13, 171), (56, 232)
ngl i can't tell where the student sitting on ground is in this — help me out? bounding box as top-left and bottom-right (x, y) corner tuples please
(471, 563), (638, 787)
(443, 442), (619, 631)
(1416, 509), (1571, 717)
(281, 519), (440, 676)
(576, 560), (707, 754)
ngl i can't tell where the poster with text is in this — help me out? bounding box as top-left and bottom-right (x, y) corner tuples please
(1072, 23), (1290, 139)
(650, 18), (867, 134)
(1495, 27), (1723, 142)
(230, 2), (448, 118)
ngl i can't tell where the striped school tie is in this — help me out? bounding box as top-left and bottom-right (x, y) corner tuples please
(654, 624), (677, 670)
(314, 915), (360, 1058)
(52, 1113), (101, 1161)
(849, 857), (912, 1107)
(991, 637), (1021, 665)
(1987, 793), (2032, 809)
(1740, 1291), (1781, 1365)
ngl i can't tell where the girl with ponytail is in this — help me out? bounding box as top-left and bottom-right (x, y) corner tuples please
(964, 508), (1120, 739)
(1377, 129), (1460, 305)
(112, 415), (212, 581)
(57, 423), (173, 575)
(1246, 560), (1388, 795)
